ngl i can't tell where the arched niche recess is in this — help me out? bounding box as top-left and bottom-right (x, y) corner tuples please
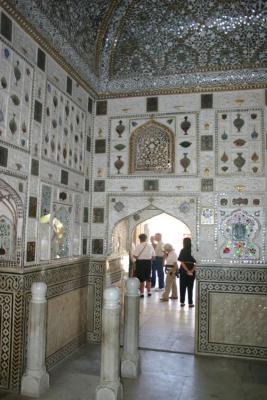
(129, 120), (175, 174)
(0, 178), (24, 267)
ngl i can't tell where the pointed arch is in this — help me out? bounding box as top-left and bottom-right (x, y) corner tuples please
(129, 120), (175, 174)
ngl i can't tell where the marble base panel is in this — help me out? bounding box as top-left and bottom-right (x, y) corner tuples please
(196, 265), (267, 360)
(0, 259), (105, 393)
(46, 287), (88, 357)
(209, 292), (267, 347)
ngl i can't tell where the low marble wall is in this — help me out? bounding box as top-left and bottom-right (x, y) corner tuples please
(196, 265), (267, 360)
(0, 258), (105, 393)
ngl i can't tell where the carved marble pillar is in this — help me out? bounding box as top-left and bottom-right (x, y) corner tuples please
(21, 282), (49, 397)
(95, 287), (123, 400)
(121, 278), (140, 378)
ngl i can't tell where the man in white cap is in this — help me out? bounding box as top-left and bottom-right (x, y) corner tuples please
(160, 243), (178, 301)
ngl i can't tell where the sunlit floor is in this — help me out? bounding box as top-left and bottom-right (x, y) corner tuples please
(139, 288), (195, 354)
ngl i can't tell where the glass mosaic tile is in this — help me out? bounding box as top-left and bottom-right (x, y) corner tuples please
(1, 12), (12, 42)
(37, 47), (46, 71)
(0, 146), (8, 167)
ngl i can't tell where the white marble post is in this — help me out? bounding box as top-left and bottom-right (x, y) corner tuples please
(21, 282), (49, 398)
(95, 287), (123, 400)
(121, 278), (140, 378)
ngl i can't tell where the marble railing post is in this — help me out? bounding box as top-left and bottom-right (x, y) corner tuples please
(121, 278), (140, 378)
(21, 282), (49, 398)
(96, 287), (123, 400)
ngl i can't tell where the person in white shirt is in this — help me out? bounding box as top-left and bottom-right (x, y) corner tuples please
(160, 243), (178, 301)
(133, 233), (155, 298)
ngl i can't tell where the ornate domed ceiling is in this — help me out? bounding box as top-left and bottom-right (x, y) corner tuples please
(7, 0), (267, 95)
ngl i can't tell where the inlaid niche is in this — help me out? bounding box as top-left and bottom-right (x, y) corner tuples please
(129, 120), (174, 174)
(0, 178), (24, 267)
(51, 206), (71, 259)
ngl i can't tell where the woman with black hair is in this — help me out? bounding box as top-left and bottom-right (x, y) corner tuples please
(178, 237), (196, 307)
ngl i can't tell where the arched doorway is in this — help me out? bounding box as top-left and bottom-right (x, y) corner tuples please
(132, 213), (195, 354)
(132, 212), (191, 256)
(108, 198), (197, 353)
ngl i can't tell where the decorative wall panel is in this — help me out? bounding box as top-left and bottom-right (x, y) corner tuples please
(216, 194), (265, 262)
(216, 109), (264, 176)
(108, 113), (198, 177)
(42, 81), (86, 173)
(0, 40), (33, 151)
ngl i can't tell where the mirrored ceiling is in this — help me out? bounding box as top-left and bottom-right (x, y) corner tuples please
(8, 0), (267, 94)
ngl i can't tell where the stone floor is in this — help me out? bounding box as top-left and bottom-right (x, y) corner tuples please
(1, 289), (266, 400)
(139, 288), (195, 353)
(1, 344), (266, 400)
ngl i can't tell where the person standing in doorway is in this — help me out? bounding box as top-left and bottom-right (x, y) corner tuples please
(154, 233), (165, 291)
(129, 241), (136, 277)
(160, 243), (178, 301)
(150, 235), (157, 288)
(133, 233), (155, 298)
(178, 237), (196, 308)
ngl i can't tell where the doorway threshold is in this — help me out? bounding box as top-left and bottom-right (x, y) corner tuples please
(138, 346), (194, 356)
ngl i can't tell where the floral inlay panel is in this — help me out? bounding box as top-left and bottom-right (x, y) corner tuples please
(216, 109), (264, 176)
(217, 195), (264, 261)
(42, 81), (86, 173)
(0, 41), (33, 150)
